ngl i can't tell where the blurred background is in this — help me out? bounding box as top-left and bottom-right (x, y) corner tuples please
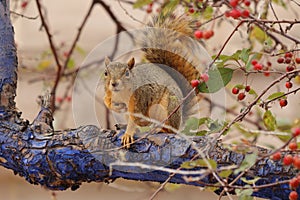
(2, 0), (299, 199)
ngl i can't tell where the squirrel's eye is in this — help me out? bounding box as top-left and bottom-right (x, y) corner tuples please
(125, 70), (130, 77)
(104, 71), (108, 76)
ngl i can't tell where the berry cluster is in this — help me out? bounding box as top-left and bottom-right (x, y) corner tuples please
(250, 59), (273, 76)
(277, 52), (300, 72)
(231, 85), (251, 101)
(225, 0), (251, 19)
(194, 30), (214, 40)
(271, 127), (300, 200)
(190, 73), (210, 88)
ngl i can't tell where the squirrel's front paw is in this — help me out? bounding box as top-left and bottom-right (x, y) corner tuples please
(121, 133), (134, 148)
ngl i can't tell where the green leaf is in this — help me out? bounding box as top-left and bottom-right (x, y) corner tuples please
(67, 58), (75, 69)
(219, 169), (233, 178)
(182, 117), (209, 135)
(234, 153), (257, 174)
(207, 119), (227, 133)
(213, 51), (240, 67)
(162, 0), (179, 14)
(250, 26), (267, 44)
(263, 37), (273, 51)
(240, 177), (261, 185)
(272, 0), (287, 8)
(195, 130), (209, 136)
(75, 45), (86, 56)
(263, 110), (277, 131)
(239, 48), (251, 64)
(37, 60), (51, 70)
(234, 84), (245, 89)
(181, 159), (217, 170)
(248, 89), (258, 98)
(203, 6), (213, 19)
(164, 183), (181, 192)
(133, 0), (152, 9)
(267, 92), (285, 101)
(235, 188), (254, 200)
(198, 68), (233, 93)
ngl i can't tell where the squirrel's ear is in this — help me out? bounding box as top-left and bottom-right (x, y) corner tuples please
(104, 56), (111, 66)
(127, 57), (135, 70)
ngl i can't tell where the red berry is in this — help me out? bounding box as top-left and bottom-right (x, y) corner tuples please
(63, 51), (69, 57)
(238, 92), (246, 101)
(286, 65), (295, 72)
(253, 63), (263, 70)
(230, 9), (241, 19)
(285, 58), (292, 64)
(200, 73), (209, 82)
(56, 97), (63, 103)
(289, 191), (298, 200)
(294, 156), (300, 169)
(230, 0), (239, 7)
(264, 72), (270, 77)
(277, 57), (284, 64)
(21, 1), (28, 9)
(295, 57), (300, 64)
(289, 178), (300, 189)
(146, 5), (152, 13)
(293, 127), (300, 137)
(241, 9), (250, 18)
(189, 7), (195, 14)
(289, 142), (298, 151)
(244, 0), (250, 6)
(285, 52), (293, 58)
(66, 96), (72, 102)
(286, 81), (293, 89)
(283, 154), (293, 165)
(194, 30), (203, 39)
(267, 61), (272, 67)
(191, 80), (200, 88)
(279, 99), (288, 107)
(225, 11), (231, 17)
(251, 59), (258, 65)
(232, 87), (240, 94)
(203, 30), (214, 39)
(271, 152), (281, 161)
(245, 85), (251, 92)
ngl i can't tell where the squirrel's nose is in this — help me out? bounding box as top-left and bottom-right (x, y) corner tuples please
(111, 82), (118, 87)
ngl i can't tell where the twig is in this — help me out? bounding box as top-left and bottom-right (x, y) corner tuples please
(10, 11), (38, 20)
(94, 0), (127, 33)
(62, 1), (95, 71)
(268, 1), (284, 34)
(35, 0), (63, 113)
(117, 0), (146, 26)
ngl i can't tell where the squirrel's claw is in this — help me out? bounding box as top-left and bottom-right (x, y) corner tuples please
(121, 133), (134, 148)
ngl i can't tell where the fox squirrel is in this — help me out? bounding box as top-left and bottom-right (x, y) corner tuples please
(103, 13), (202, 148)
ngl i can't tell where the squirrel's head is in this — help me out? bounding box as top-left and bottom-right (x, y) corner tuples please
(104, 56), (135, 92)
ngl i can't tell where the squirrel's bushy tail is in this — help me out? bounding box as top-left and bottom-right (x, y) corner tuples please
(138, 12), (202, 90)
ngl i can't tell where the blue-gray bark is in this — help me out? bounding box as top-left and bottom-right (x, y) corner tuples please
(0, 1), (298, 199)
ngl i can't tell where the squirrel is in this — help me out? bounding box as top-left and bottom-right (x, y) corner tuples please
(103, 12), (202, 148)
